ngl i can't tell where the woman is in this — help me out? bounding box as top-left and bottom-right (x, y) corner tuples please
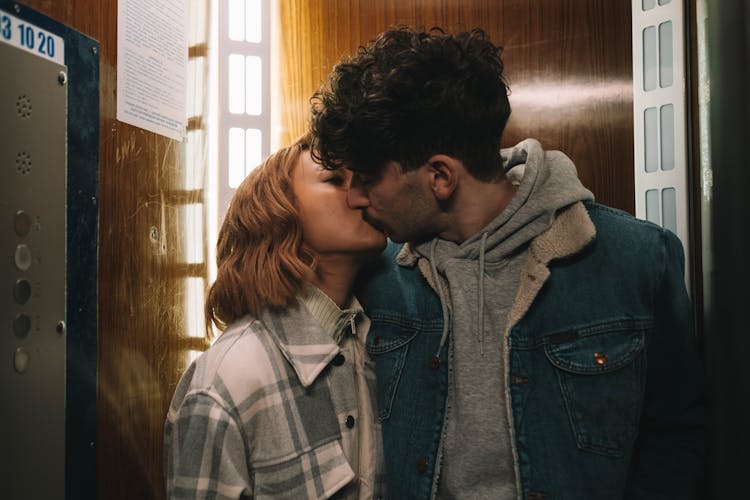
(164, 135), (387, 499)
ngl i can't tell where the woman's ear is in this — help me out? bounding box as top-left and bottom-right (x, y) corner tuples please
(426, 154), (461, 200)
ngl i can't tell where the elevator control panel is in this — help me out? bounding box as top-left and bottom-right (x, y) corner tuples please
(0, 2), (99, 499)
(1, 34), (67, 500)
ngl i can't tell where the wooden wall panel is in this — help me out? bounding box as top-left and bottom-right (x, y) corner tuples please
(20, 1), (210, 499)
(278, 0), (634, 213)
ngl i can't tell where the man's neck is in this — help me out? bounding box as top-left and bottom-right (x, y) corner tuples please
(438, 177), (518, 243)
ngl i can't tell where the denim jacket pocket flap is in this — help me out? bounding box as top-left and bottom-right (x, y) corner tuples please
(544, 328), (646, 374)
(365, 318), (420, 355)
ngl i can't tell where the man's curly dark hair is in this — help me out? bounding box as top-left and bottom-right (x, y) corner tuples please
(310, 26), (511, 182)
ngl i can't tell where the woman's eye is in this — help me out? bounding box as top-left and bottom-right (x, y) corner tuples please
(324, 176), (345, 185)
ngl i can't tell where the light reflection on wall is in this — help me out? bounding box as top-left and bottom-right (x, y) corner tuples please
(508, 81), (633, 111)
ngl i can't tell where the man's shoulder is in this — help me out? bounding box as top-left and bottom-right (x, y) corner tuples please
(584, 202), (675, 245)
(579, 202), (685, 276)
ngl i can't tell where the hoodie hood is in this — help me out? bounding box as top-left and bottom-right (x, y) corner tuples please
(413, 138), (594, 266)
(407, 138), (594, 356)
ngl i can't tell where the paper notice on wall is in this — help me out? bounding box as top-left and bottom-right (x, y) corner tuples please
(117, 0), (187, 141)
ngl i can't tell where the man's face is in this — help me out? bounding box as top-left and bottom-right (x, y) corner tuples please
(346, 161), (441, 243)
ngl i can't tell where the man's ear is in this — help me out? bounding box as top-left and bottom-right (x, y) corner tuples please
(426, 154), (461, 200)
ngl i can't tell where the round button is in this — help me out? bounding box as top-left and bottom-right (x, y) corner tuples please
(416, 458), (428, 473)
(14, 347), (30, 373)
(345, 415), (355, 428)
(331, 353), (345, 366)
(13, 313), (31, 338)
(13, 279), (32, 304)
(14, 210), (32, 236)
(429, 356), (441, 370)
(14, 244), (32, 271)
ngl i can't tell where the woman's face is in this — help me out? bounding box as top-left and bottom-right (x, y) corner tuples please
(293, 151), (387, 257)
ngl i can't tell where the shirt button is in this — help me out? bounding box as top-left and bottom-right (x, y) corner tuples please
(332, 353), (345, 366)
(416, 457), (428, 473)
(345, 415), (355, 428)
(429, 356), (440, 370)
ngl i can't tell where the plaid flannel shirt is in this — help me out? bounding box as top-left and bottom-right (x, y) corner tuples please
(164, 302), (386, 499)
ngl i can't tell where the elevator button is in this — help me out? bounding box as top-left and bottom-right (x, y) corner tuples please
(13, 347), (30, 374)
(13, 279), (31, 304)
(13, 313), (31, 338)
(14, 244), (32, 271)
(14, 210), (32, 237)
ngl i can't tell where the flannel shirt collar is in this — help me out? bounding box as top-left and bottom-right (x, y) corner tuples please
(256, 298), (342, 388)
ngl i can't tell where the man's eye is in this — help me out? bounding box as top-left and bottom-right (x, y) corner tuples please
(358, 175), (375, 186)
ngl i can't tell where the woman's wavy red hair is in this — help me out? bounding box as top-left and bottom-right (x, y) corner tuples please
(205, 135), (316, 335)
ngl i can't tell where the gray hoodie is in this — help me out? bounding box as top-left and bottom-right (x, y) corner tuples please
(409, 138), (594, 499)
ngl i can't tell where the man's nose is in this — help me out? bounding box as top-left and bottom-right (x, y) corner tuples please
(347, 178), (370, 209)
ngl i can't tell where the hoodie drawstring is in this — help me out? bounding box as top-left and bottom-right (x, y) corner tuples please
(430, 233), (489, 358)
(478, 232), (488, 355)
(431, 239), (451, 359)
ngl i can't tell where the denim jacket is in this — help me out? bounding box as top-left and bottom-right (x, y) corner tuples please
(362, 202), (704, 500)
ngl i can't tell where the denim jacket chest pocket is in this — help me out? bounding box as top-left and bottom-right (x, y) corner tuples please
(543, 322), (649, 457)
(366, 316), (443, 423)
(366, 321), (417, 421)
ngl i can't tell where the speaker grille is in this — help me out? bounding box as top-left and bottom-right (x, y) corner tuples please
(16, 94), (32, 119)
(16, 151), (32, 175)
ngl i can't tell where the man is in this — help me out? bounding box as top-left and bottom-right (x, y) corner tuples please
(310, 27), (705, 500)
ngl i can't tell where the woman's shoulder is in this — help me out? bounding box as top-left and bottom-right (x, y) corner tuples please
(182, 316), (286, 403)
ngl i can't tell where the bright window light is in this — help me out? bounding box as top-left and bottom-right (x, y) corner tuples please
(228, 54), (245, 114)
(228, 0), (244, 41)
(245, 129), (262, 174)
(246, 56), (262, 115)
(246, 0), (262, 42)
(228, 127), (246, 188)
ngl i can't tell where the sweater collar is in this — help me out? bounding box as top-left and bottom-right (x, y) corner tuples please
(298, 285), (363, 344)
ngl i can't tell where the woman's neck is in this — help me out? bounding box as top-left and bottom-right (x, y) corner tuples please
(308, 254), (362, 308)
